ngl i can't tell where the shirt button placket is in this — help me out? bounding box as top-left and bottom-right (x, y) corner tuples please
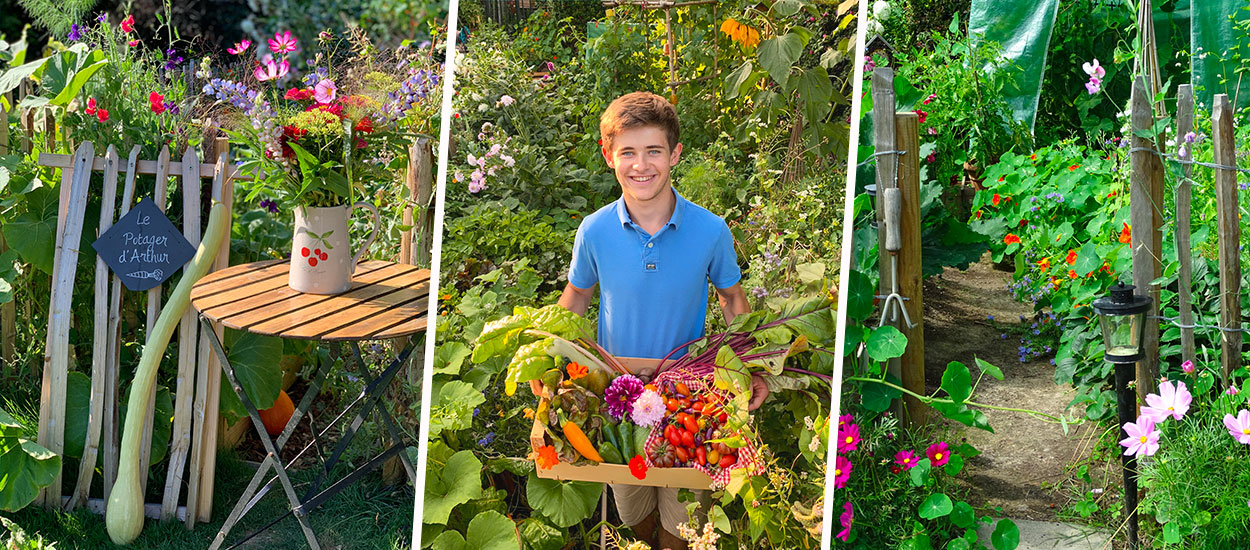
(644, 238), (657, 271)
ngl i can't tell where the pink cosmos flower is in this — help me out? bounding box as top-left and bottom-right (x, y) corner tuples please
(838, 414), (854, 426)
(836, 501), (853, 542)
(268, 30), (298, 54)
(894, 449), (919, 470)
(1181, 360), (1195, 374)
(227, 39), (252, 55)
(926, 442), (950, 467)
(1120, 417), (1160, 457)
(837, 423), (860, 453)
(1141, 380), (1192, 423)
(254, 56), (290, 81)
(833, 454), (852, 489)
(314, 79), (337, 104)
(1224, 410), (1250, 444)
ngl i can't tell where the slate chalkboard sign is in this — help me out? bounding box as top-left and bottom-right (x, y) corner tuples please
(93, 199), (196, 291)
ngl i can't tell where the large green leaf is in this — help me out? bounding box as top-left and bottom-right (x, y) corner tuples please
(0, 56), (49, 99)
(435, 341), (472, 376)
(795, 66), (833, 123)
(991, 519), (1021, 550)
(518, 517), (564, 550)
(865, 325), (907, 362)
(757, 33), (805, 89)
(472, 314), (529, 363)
(0, 250), (18, 305)
(968, 0), (1060, 130)
(940, 362), (972, 404)
(0, 408), (61, 512)
(464, 510), (520, 549)
(713, 345), (751, 398)
(919, 493), (953, 519)
(525, 476), (602, 528)
(425, 450), (483, 525)
(859, 379), (901, 413)
(47, 48), (107, 107)
(845, 270), (874, 322)
(2, 185), (57, 275)
(430, 381), (486, 435)
(218, 329), (284, 422)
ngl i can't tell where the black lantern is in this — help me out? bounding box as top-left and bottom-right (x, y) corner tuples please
(1092, 282), (1152, 363)
(864, 184), (878, 229)
(1092, 281), (1152, 550)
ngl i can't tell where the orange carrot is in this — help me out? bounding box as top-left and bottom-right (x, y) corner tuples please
(558, 411), (603, 463)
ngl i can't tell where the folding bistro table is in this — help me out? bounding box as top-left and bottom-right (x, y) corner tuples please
(189, 259), (430, 550)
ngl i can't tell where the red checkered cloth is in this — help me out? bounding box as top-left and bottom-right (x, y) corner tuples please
(639, 365), (765, 486)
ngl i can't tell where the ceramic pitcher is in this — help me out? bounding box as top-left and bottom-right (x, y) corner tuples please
(289, 202), (379, 294)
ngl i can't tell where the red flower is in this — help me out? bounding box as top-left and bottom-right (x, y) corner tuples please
(1069, 164), (1080, 171)
(914, 109), (927, 124)
(306, 102), (344, 118)
(96, 108), (109, 122)
(1119, 222), (1132, 244)
(1019, 219), (1028, 227)
(992, 194), (1001, 207)
(998, 175), (1005, 182)
(974, 210), (982, 219)
(1004, 234), (1021, 245)
(121, 14), (135, 33)
(1069, 269), (1078, 279)
(353, 116), (374, 134)
(629, 455), (647, 479)
(1037, 257), (1050, 271)
(284, 88), (314, 100)
(1065, 249), (1077, 265)
(1030, 153), (1037, 160)
(149, 91), (165, 114)
(453, 112), (460, 118)
(890, 465), (902, 475)
(926, 442), (951, 467)
(1107, 190), (1117, 198)
(84, 97), (97, 115)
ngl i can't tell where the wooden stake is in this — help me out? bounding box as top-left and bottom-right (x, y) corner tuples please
(1212, 94), (1241, 381)
(163, 147), (203, 520)
(195, 137), (232, 524)
(895, 112), (925, 426)
(0, 94), (12, 373)
(68, 146), (119, 511)
(138, 145), (172, 497)
(1129, 76), (1163, 405)
(871, 67), (903, 418)
(104, 146), (142, 503)
(1174, 85), (1196, 366)
(35, 142), (95, 508)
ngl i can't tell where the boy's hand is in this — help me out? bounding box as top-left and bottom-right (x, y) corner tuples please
(747, 373), (769, 411)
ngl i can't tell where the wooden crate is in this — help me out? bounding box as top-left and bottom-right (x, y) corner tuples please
(528, 357), (712, 489)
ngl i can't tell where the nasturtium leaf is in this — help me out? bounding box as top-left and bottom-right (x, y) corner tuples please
(975, 357), (1004, 380)
(860, 380), (901, 413)
(950, 501), (976, 528)
(865, 325), (907, 362)
(909, 458), (931, 487)
(944, 453), (964, 476)
(1073, 241), (1100, 276)
(845, 269), (874, 322)
(525, 476), (602, 528)
(424, 450), (483, 525)
(919, 493), (953, 519)
(941, 362), (972, 404)
(948, 539), (971, 550)
(991, 519), (1020, 550)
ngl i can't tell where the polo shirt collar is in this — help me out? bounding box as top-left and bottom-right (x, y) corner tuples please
(615, 188), (688, 230)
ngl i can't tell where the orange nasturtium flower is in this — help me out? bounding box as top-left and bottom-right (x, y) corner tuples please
(992, 193), (1002, 206)
(1037, 257), (1050, 271)
(567, 362), (589, 380)
(1065, 249), (1077, 265)
(1119, 222), (1132, 244)
(1004, 234), (1021, 245)
(535, 445), (559, 469)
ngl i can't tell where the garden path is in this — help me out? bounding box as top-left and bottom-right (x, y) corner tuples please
(921, 258), (1116, 525)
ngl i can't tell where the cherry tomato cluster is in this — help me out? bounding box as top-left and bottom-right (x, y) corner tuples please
(647, 380), (739, 470)
(300, 246), (328, 267)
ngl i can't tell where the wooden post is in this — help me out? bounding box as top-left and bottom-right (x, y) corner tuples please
(399, 138), (435, 268)
(895, 112), (925, 426)
(665, 6), (677, 89)
(1129, 76), (1163, 405)
(1174, 85), (1196, 366)
(104, 146), (142, 503)
(871, 67), (906, 417)
(1212, 94), (1241, 381)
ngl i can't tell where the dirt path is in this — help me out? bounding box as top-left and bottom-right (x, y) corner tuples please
(921, 259), (1110, 522)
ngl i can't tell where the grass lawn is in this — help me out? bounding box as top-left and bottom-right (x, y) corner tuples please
(2, 450), (413, 549)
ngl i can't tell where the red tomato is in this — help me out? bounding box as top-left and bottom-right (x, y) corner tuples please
(681, 430), (695, 448)
(675, 382), (690, 397)
(681, 415), (699, 434)
(666, 398), (680, 412)
(719, 455), (736, 468)
(675, 447), (689, 464)
(695, 446), (707, 465)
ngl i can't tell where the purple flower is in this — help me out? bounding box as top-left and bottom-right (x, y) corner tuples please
(603, 375), (644, 419)
(477, 432), (496, 446)
(68, 24), (83, 42)
(96, 13), (107, 23)
(258, 199), (279, 213)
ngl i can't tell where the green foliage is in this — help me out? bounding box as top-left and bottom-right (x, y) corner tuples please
(14, 0), (96, 36)
(1036, 1), (1137, 143)
(0, 407), (60, 512)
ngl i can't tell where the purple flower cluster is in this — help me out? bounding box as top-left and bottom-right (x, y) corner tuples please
(203, 78), (283, 164)
(604, 375), (644, 419)
(164, 48), (185, 72)
(379, 69), (441, 122)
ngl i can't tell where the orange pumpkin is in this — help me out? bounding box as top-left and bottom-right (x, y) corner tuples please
(258, 390), (295, 437)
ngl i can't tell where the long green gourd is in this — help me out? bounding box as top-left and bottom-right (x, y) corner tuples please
(106, 201), (229, 544)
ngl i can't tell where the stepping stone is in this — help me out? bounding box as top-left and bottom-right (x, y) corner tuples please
(976, 518), (1112, 550)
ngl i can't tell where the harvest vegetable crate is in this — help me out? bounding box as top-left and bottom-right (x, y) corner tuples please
(529, 357), (713, 489)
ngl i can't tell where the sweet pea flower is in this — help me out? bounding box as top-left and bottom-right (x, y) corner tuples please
(120, 14), (135, 33)
(128, 40), (140, 47)
(84, 97), (98, 115)
(269, 30), (298, 54)
(1224, 410), (1250, 444)
(149, 91), (166, 114)
(1082, 59), (1106, 79)
(1085, 78), (1102, 95)
(1228, 385), (1240, 396)
(254, 56), (290, 81)
(1120, 417), (1160, 457)
(227, 39), (252, 55)
(314, 79), (337, 104)
(1141, 380), (1192, 423)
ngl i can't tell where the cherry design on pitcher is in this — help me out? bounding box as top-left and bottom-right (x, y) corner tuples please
(299, 229), (334, 268)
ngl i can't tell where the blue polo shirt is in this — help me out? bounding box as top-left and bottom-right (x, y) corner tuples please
(568, 190), (741, 359)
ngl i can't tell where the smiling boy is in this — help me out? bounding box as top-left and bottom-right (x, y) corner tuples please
(556, 92), (765, 549)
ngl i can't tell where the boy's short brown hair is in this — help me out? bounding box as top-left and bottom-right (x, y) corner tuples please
(599, 91), (680, 150)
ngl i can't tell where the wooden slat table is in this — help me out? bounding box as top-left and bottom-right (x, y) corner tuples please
(191, 260), (430, 550)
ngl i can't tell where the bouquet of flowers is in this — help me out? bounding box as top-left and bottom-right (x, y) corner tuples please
(201, 29), (441, 208)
